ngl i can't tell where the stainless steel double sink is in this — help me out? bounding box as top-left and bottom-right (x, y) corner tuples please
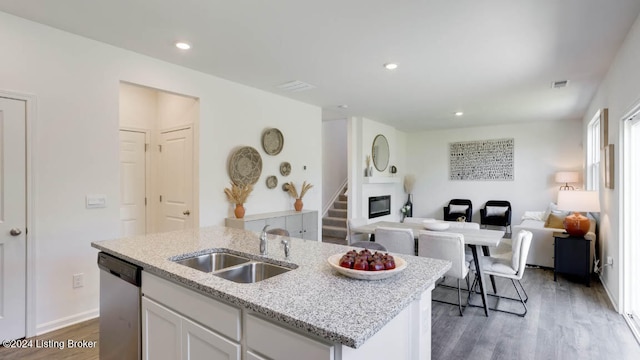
(172, 251), (294, 283)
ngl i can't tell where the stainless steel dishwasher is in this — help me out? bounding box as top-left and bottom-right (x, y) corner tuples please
(97, 252), (142, 360)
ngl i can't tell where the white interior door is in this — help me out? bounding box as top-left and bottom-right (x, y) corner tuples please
(0, 96), (27, 341)
(120, 130), (147, 236)
(159, 128), (193, 232)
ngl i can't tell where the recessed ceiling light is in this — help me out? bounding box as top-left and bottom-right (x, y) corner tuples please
(338, 104), (349, 109)
(454, 111), (464, 116)
(175, 42), (191, 50)
(384, 63), (398, 70)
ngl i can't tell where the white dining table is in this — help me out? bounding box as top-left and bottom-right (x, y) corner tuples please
(352, 221), (504, 317)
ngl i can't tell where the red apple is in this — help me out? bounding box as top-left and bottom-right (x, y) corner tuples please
(339, 255), (355, 269)
(353, 258), (369, 271)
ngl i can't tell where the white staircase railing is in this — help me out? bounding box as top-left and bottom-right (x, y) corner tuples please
(322, 178), (348, 218)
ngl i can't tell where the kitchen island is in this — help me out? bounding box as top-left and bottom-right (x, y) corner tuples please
(92, 226), (450, 360)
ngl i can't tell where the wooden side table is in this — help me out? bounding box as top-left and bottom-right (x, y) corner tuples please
(553, 232), (591, 286)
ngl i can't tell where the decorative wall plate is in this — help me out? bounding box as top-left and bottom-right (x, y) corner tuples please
(266, 175), (278, 189)
(228, 146), (262, 185)
(262, 128), (284, 155)
(279, 162), (291, 176)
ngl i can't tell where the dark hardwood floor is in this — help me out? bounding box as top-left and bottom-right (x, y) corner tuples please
(431, 268), (640, 360)
(1, 268), (637, 359)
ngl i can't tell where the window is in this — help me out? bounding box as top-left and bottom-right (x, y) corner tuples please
(587, 111), (601, 191)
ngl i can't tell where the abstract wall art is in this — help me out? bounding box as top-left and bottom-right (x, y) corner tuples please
(449, 138), (514, 181)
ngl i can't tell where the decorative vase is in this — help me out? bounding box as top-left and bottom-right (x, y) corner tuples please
(234, 204), (245, 219)
(404, 194), (413, 218)
(294, 198), (303, 212)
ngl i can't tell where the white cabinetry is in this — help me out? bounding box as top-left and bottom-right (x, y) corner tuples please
(141, 272), (433, 360)
(142, 297), (181, 360)
(226, 210), (318, 240)
(141, 272), (241, 360)
(245, 314), (333, 360)
(142, 297), (240, 360)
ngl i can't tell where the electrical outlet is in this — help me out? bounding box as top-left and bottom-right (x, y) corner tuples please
(606, 256), (614, 266)
(73, 273), (84, 288)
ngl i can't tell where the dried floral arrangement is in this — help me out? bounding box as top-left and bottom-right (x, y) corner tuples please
(224, 182), (253, 204)
(287, 181), (313, 199)
(404, 174), (416, 194)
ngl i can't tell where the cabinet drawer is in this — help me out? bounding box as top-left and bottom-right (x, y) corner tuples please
(142, 272), (241, 341)
(246, 314), (334, 360)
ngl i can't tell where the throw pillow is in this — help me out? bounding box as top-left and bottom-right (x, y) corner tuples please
(521, 211), (546, 221)
(486, 206), (509, 217)
(449, 204), (469, 214)
(543, 202), (557, 221)
(544, 213), (565, 229)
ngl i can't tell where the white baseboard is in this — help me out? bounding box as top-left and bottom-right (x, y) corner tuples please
(598, 274), (619, 312)
(623, 314), (640, 345)
(36, 308), (99, 336)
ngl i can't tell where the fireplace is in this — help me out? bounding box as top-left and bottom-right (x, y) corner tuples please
(369, 195), (391, 219)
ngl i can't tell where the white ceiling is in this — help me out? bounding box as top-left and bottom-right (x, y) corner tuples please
(2, 0), (640, 130)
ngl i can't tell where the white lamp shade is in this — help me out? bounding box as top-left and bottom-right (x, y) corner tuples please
(555, 171), (580, 184)
(557, 190), (600, 212)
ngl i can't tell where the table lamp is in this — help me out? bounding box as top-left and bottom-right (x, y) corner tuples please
(555, 171), (580, 190)
(556, 190), (600, 236)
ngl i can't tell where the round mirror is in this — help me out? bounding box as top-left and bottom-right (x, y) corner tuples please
(372, 134), (390, 171)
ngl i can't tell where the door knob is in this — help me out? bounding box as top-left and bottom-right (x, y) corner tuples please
(10, 228), (22, 236)
(183, 210), (191, 216)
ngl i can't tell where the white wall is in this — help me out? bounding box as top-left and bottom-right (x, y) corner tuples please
(582, 13), (640, 309)
(0, 11), (321, 334)
(119, 84), (157, 129)
(349, 117), (407, 222)
(322, 119), (348, 211)
(405, 120), (583, 223)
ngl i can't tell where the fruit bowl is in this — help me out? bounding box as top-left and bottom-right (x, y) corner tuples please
(423, 219), (450, 231)
(327, 253), (407, 280)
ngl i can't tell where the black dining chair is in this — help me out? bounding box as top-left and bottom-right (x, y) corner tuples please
(443, 199), (473, 222)
(480, 200), (512, 234)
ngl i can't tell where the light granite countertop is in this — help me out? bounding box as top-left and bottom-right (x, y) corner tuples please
(92, 226), (450, 348)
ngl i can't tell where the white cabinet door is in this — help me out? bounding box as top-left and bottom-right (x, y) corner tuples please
(182, 318), (240, 360)
(142, 297), (181, 360)
(285, 214), (303, 238)
(302, 212), (318, 240)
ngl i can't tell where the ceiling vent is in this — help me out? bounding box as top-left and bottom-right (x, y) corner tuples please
(551, 80), (569, 89)
(276, 80), (316, 92)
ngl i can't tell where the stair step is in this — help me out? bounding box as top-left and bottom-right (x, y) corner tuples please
(323, 217), (346, 227)
(322, 225), (347, 239)
(338, 194), (348, 202)
(328, 208), (347, 218)
(334, 200), (347, 210)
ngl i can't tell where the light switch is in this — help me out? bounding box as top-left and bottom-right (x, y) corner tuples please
(86, 194), (107, 209)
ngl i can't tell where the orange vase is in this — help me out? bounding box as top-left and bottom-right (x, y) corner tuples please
(234, 204), (245, 218)
(294, 198), (303, 212)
